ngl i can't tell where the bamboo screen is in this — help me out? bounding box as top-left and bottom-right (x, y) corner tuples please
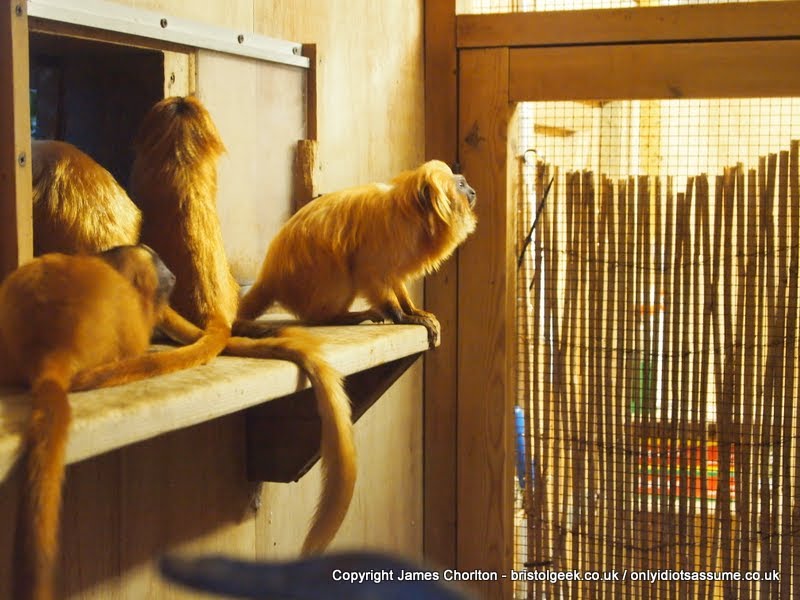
(514, 98), (800, 599)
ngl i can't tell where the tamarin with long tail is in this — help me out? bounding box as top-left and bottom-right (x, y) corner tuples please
(237, 159), (478, 348)
(2, 245), (174, 600)
(127, 95), (355, 555)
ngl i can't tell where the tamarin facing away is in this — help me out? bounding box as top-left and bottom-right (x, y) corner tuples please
(236, 160), (478, 347)
(127, 95), (355, 555)
(1, 246), (175, 600)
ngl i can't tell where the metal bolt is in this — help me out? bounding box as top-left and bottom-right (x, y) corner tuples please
(169, 72), (176, 84)
(292, 47), (300, 55)
(15, 4), (23, 17)
(237, 34), (244, 44)
(17, 152), (26, 167)
(160, 18), (168, 28)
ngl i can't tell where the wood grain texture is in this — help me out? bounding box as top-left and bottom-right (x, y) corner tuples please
(423, 0), (459, 570)
(0, 0), (33, 278)
(195, 49), (304, 283)
(457, 47), (515, 600)
(457, 1), (800, 49)
(510, 41), (800, 102)
(0, 324), (430, 483)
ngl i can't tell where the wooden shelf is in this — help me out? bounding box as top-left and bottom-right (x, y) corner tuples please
(0, 324), (429, 483)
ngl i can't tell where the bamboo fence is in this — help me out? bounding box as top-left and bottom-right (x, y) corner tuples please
(515, 140), (800, 599)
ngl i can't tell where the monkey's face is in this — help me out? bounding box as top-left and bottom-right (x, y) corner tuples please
(417, 160), (478, 240)
(100, 244), (176, 311)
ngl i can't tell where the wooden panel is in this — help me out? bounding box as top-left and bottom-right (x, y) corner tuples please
(423, 0), (459, 570)
(510, 40), (800, 102)
(457, 48), (515, 600)
(458, 1), (800, 49)
(196, 50), (304, 283)
(252, 0), (426, 561)
(0, 1), (33, 278)
(0, 324), (429, 483)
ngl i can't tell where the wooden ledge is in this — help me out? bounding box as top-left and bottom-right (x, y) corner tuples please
(0, 324), (430, 483)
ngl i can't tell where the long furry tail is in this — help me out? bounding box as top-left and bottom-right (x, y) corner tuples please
(225, 328), (356, 554)
(70, 315), (230, 391)
(14, 377), (72, 600)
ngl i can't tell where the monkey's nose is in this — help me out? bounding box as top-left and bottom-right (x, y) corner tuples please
(468, 191), (477, 208)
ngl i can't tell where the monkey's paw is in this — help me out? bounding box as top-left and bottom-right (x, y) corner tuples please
(421, 316), (441, 348)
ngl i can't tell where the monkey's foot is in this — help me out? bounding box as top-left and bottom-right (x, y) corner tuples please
(394, 314), (440, 348)
(232, 318), (285, 338)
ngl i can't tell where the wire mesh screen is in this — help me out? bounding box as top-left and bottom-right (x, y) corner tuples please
(514, 98), (800, 598)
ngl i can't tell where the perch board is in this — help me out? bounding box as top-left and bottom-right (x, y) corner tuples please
(0, 323), (429, 483)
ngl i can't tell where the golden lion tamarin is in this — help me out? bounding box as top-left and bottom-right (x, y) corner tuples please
(236, 160), (478, 347)
(30, 131), (352, 555)
(128, 95), (354, 555)
(31, 139), (141, 256)
(30, 139), (230, 388)
(1, 246), (175, 600)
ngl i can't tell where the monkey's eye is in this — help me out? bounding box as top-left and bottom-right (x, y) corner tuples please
(458, 178), (466, 188)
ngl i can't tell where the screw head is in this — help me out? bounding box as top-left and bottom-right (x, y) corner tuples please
(237, 34), (244, 44)
(15, 4), (23, 17)
(160, 18), (168, 28)
(17, 152), (26, 167)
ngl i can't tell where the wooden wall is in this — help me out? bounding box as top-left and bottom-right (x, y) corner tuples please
(0, 1), (425, 597)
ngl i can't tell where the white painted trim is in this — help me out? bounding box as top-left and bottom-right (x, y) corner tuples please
(27, 0), (309, 69)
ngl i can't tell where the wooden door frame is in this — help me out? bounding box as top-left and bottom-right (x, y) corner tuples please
(424, 2), (800, 599)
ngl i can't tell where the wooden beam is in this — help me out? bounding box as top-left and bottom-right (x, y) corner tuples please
(457, 47), (515, 600)
(458, 1), (800, 49)
(423, 0), (459, 571)
(510, 40), (800, 102)
(0, 324), (430, 483)
(246, 354), (421, 482)
(0, 0), (33, 278)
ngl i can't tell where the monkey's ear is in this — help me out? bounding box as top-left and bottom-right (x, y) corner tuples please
(419, 174), (453, 224)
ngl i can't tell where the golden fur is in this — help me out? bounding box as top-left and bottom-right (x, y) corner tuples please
(1, 246), (174, 600)
(127, 95), (355, 555)
(31, 140), (141, 254)
(237, 160), (478, 346)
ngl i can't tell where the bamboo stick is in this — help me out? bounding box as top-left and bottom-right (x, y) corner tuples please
(739, 167), (759, 600)
(543, 164), (561, 599)
(732, 163), (747, 600)
(696, 173), (713, 600)
(637, 175), (654, 599)
(719, 167), (736, 599)
(625, 176), (638, 586)
(775, 150), (790, 600)
(679, 178), (694, 598)
(760, 154), (778, 599)
(552, 166), (568, 596)
(520, 156), (536, 600)
(585, 169), (601, 584)
(601, 174), (618, 593)
(659, 176), (676, 600)
(789, 140), (800, 600)
(614, 177), (628, 600)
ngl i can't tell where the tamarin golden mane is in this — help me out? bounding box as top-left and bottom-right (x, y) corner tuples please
(2, 246), (175, 600)
(237, 159), (478, 347)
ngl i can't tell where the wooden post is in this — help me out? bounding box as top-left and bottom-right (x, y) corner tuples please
(424, 0), (459, 570)
(0, 0), (32, 277)
(457, 47), (515, 600)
